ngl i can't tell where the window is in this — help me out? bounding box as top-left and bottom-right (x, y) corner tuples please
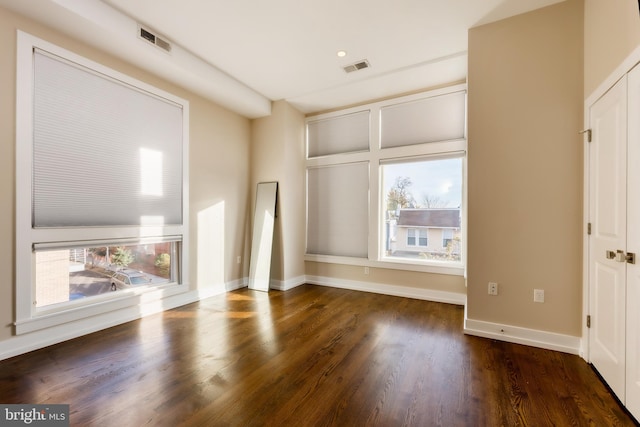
(407, 229), (416, 246)
(305, 85), (466, 274)
(418, 230), (428, 247)
(382, 156), (462, 262)
(443, 229), (454, 248)
(307, 110), (370, 157)
(35, 242), (176, 309)
(380, 91), (466, 149)
(407, 229), (427, 247)
(16, 32), (189, 333)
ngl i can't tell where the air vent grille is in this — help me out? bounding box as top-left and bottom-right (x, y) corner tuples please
(154, 37), (171, 52)
(138, 26), (172, 53)
(343, 60), (370, 73)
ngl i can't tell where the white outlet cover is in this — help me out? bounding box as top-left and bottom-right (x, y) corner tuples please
(534, 289), (545, 303)
(488, 282), (498, 295)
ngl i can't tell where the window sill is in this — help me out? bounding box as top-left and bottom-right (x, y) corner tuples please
(305, 254), (465, 276)
(14, 282), (187, 335)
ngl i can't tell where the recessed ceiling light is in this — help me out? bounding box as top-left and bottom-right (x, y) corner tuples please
(337, 50), (347, 58)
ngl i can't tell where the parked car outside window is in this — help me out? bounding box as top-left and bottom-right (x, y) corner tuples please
(110, 269), (152, 291)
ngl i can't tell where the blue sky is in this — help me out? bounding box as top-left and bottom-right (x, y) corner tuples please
(382, 157), (462, 208)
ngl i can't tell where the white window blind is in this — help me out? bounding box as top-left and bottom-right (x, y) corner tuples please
(307, 162), (369, 258)
(307, 110), (370, 157)
(380, 91), (466, 149)
(33, 49), (183, 227)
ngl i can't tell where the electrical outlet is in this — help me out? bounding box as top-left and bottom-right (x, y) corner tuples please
(534, 289), (545, 303)
(364, 266), (369, 275)
(488, 282), (498, 296)
(237, 256), (241, 264)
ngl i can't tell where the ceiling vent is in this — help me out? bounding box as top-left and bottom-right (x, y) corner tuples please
(138, 26), (172, 53)
(343, 60), (371, 73)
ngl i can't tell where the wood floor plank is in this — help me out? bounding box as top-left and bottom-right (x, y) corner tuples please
(0, 284), (637, 426)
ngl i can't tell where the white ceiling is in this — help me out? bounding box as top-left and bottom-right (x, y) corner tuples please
(1, 0), (565, 117)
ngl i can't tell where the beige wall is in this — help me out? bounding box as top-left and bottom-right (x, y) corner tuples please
(189, 95), (251, 288)
(0, 8), (16, 344)
(305, 262), (467, 294)
(584, 0), (640, 97)
(250, 100), (306, 283)
(467, 0), (584, 335)
(0, 6), (251, 341)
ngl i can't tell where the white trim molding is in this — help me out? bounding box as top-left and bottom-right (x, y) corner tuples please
(195, 278), (247, 300)
(585, 44), (640, 106)
(464, 310), (581, 355)
(270, 276), (306, 291)
(306, 275), (466, 305)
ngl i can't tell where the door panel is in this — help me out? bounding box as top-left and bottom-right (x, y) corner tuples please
(593, 263), (623, 362)
(625, 63), (640, 421)
(589, 76), (627, 400)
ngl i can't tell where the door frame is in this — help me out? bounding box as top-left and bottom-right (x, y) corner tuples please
(583, 45), (640, 361)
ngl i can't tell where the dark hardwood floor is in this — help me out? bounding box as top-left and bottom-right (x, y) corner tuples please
(0, 284), (637, 426)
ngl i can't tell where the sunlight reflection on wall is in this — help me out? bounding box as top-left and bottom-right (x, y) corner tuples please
(197, 202), (226, 290)
(140, 148), (163, 196)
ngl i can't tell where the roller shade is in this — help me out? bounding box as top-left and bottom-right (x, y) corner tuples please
(381, 91), (466, 148)
(307, 110), (370, 157)
(307, 162), (369, 258)
(32, 49), (183, 227)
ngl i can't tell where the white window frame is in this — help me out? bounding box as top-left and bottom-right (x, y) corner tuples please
(305, 84), (466, 276)
(15, 32), (190, 334)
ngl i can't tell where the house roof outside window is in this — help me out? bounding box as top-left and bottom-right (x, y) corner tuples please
(397, 208), (461, 228)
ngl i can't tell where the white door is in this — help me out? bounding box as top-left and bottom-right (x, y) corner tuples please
(625, 63), (640, 420)
(588, 75), (628, 401)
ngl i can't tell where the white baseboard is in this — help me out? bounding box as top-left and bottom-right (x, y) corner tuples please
(270, 275), (306, 291)
(463, 311), (581, 355)
(305, 275), (466, 305)
(0, 281), (241, 362)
